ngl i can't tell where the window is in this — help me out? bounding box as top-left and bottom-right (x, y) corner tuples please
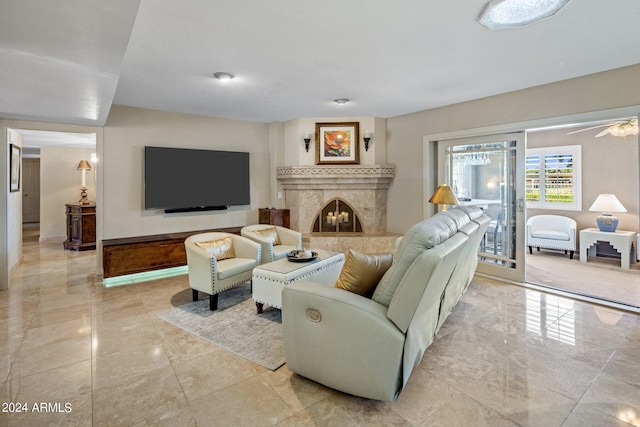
(525, 145), (581, 210)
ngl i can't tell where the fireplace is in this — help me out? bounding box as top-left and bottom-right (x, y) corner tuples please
(313, 199), (363, 233)
(276, 165), (400, 253)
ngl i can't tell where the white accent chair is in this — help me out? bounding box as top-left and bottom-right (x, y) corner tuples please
(241, 224), (302, 264)
(526, 215), (576, 259)
(184, 232), (261, 310)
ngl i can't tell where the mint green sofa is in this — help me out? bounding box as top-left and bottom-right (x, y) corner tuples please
(281, 206), (490, 401)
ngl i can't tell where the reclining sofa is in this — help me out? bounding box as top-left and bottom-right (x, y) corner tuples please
(282, 206), (490, 401)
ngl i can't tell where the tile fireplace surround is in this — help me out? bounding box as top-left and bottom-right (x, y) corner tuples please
(276, 165), (401, 253)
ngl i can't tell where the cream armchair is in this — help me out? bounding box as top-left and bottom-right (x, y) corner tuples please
(241, 224), (302, 264)
(184, 232), (261, 310)
(527, 215), (576, 259)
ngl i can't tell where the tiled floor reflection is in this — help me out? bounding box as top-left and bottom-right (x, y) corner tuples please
(2, 226), (640, 426)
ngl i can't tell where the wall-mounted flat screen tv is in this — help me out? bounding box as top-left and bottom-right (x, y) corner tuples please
(144, 146), (250, 212)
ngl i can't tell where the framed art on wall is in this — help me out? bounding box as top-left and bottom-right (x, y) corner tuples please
(9, 144), (21, 192)
(316, 122), (359, 165)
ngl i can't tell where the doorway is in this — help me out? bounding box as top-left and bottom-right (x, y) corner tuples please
(22, 158), (40, 223)
(427, 108), (640, 311)
(11, 129), (97, 244)
(437, 133), (526, 282)
(524, 118), (640, 310)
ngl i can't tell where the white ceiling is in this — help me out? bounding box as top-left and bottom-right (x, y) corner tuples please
(1, 0), (639, 127)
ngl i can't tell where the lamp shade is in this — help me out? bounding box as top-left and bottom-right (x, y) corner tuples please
(76, 160), (92, 171)
(588, 194), (626, 213)
(429, 184), (459, 206)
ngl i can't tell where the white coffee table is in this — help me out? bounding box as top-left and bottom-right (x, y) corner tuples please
(252, 249), (345, 313)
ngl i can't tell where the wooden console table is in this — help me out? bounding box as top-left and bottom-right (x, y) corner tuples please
(64, 203), (96, 251)
(102, 226), (242, 278)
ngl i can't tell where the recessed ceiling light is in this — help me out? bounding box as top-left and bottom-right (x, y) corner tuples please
(334, 98), (350, 105)
(479, 0), (570, 30)
(213, 71), (235, 82)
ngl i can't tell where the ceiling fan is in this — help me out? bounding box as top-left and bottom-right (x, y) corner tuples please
(567, 118), (638, 138)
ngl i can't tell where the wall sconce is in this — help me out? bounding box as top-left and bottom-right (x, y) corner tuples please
(363, 131), (372, 151)
(77, 159), (93, 205)
(303, 132), (311, 152)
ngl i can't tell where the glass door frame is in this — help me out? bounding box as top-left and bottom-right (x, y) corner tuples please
(436, 132), (526, 282)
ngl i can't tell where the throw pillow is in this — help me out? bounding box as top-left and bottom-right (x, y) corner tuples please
(253, 226), (281, 245)
(335, 250), (393, 297)
(195, 237), (236, 260)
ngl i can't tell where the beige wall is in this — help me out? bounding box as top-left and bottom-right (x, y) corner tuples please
(527, 127), (639, 233)
(386, 64), (640, 233)
(102, 106), (270, 240)
(280, 116), (386, 167)
(40, 146), (97, 241)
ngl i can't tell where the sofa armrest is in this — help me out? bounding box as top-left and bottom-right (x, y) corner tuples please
(276, 226), (302, 248)
(282, 282), (405, 401)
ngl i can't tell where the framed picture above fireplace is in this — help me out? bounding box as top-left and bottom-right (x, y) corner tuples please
(316, 122), (359, 165)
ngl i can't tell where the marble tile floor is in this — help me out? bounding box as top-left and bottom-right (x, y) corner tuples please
(1, 228), (640, 426)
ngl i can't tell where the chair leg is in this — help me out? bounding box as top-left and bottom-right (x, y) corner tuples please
(192, 289), (198, 302)
(209, 294), (218, 311)
(528, 246), (532, 255)
(570, 250), (574, 260)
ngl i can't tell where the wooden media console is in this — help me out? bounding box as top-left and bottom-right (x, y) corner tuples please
(102, 226), (242, 278)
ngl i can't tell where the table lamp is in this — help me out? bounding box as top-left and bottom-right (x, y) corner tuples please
(77, 159), (92, 205)
(588, 194), (626, 232)
(428, 184), (459, 211)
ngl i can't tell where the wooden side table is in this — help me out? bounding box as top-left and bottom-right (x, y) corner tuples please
(259, 208), (290, 228)
(64, 202), (96, 251)
(579, 228), (636, 269)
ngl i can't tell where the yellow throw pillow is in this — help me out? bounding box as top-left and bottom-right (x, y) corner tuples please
(195, 237), (236, 260)
(335, 250), (393, 297)
(253, 226), (281, 245)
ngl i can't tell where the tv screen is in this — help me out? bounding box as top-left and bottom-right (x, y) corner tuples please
(144, 146), (250, 211)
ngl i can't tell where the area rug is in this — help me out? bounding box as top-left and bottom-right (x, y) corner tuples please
(157, 283), (284, 370)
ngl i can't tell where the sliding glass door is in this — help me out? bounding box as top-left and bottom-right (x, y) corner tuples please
(438, 133), (526, 282)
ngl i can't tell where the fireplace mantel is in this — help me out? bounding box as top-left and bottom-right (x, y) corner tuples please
(276, 165), (395, 235)
(276, 165), (395, 189)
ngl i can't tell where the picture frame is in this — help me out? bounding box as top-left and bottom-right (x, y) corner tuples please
(316, 122), (359, 165)
(9, 144), (21, 192)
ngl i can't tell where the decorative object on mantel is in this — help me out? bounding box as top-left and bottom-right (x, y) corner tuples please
(76, 159), (93, 205)
(589, 194), (627, 232)
(363, 130), (372, 151)
(428, 184), (459, 211)
(303, 131), (311, 152)
(315, 122), (359, 165)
